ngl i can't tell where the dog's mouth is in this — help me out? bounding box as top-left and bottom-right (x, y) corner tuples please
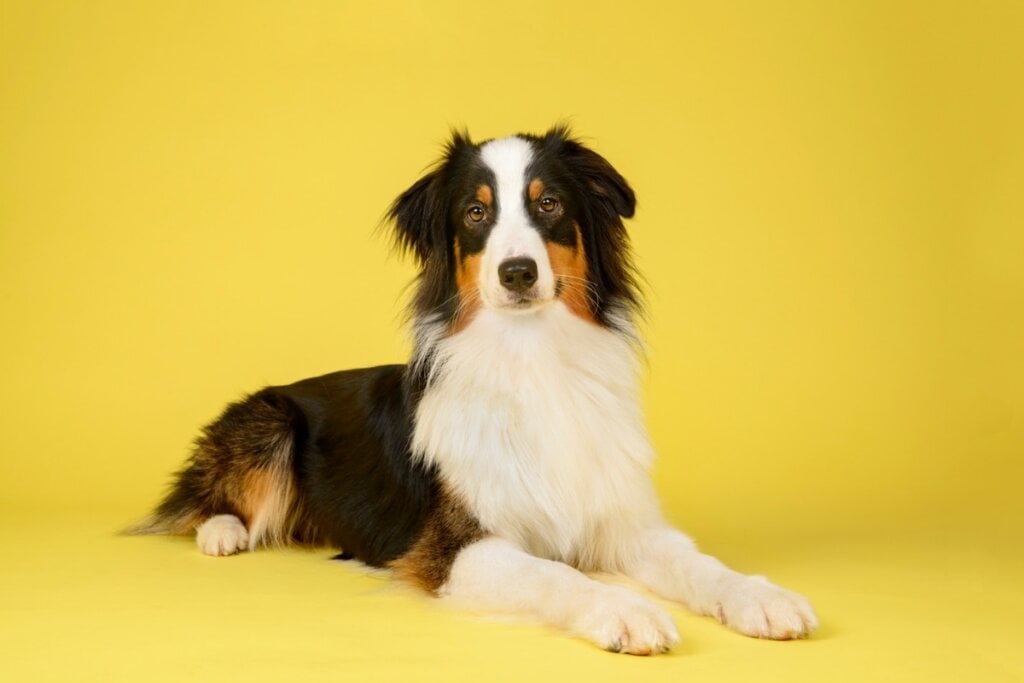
(492, 289), (553, 313)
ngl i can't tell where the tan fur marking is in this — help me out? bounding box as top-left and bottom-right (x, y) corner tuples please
(547, 222), (596, 323)
(453, 240), (483, 333)
(391, 487), (484, 593)
(475, 184), (493, 207)
(241, 453), (296, 549)
(528, 178), (545, 202)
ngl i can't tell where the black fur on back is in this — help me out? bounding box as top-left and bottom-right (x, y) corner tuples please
(139, 366), (439, 567)
(277, 365), (437, 563)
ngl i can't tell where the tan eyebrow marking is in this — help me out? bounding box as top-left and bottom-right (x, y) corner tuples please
(528, 178), (544, 202)
(475, 185), (493, 207)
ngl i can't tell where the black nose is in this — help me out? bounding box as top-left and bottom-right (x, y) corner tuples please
(498, 257), (538, 293)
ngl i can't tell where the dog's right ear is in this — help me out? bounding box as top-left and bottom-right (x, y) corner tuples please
(386, 130), (473, 263)
(386, 168), (445, 263)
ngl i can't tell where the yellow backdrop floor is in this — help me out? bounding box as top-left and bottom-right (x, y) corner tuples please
(2, 512), (1019, 683)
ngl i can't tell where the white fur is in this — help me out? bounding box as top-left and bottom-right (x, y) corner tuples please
(442, 537), (680, 655)
(623, 528), (818, 639)
(196, 514), (248, 556)
(413, 303), (660, 568)
(477, 137), (556, 309)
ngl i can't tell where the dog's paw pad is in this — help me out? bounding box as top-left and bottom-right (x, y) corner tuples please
(719, 576), (818, 639)
(196, 515), (249, 556)
(574, 585), (681, 655)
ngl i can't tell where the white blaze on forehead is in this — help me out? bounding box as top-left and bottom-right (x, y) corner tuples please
(478, 136), (555, 305)
(480, 136), (533, 229)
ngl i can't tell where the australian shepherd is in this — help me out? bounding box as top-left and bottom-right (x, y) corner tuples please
(133, 126), (817, 655)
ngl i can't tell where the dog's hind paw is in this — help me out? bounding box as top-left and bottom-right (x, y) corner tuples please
(196, 514), (249, 556)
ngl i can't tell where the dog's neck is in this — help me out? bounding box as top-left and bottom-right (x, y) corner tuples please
(410, 301), (659, 566)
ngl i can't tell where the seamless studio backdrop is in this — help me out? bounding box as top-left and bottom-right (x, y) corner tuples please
(1, 2), (1022, 682)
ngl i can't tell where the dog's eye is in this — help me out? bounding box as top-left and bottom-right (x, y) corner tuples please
(539, 197), (559, 213)
(467, 206), (485, 223)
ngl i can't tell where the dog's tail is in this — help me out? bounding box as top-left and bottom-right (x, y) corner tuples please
(122, 390), (305, 549)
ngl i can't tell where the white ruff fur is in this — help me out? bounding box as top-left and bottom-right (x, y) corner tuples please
(412, 304), (660, 568)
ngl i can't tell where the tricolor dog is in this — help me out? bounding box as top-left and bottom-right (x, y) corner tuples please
(134, 127), (817, 655)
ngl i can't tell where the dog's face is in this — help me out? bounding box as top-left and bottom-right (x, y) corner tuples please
(389, 126), (638, 330)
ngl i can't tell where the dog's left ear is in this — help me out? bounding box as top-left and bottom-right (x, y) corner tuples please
(545, 127), (636, 219)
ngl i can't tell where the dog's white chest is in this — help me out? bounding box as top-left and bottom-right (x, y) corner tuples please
(412, 305), (657, 565)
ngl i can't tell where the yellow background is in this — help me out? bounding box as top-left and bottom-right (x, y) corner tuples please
(1, 1), (1022, 681)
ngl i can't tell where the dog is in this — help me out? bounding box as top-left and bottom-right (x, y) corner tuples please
(133, 126), (817, 655)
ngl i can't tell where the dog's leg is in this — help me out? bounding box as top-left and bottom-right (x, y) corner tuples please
(621, 528), (817, 639)
(441, 536), (680, 655)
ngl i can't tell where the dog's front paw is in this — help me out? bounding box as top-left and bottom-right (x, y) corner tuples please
(571, 585), (681, 655)
(716, 575), (818, 640)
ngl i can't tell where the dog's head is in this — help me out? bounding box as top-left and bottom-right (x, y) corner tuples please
(388, 126), (639, 332)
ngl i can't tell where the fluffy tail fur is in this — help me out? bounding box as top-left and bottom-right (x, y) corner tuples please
(125, 390), (305, 550)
